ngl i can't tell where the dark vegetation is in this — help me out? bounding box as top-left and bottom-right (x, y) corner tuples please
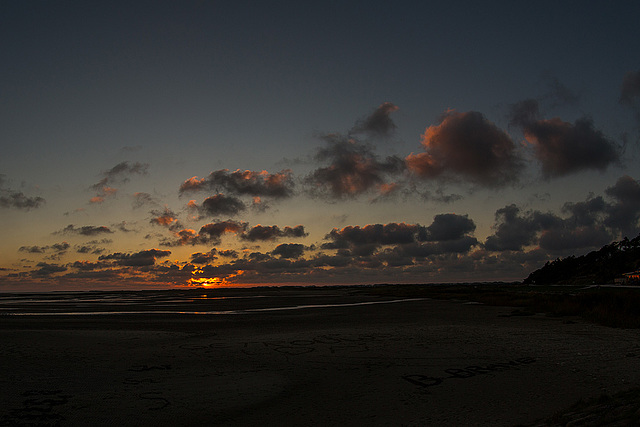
(524, 234), (640, 286)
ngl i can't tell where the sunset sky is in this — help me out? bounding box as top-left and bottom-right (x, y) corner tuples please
(2, 1), (640, 291)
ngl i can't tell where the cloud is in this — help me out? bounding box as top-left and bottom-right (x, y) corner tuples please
(507, 95), (621, 178)
(99, 161), (149, 184)
(150, 207), (182, 230)
(68, 260), (111, 271)
(218, 249), (238, 258)
(99, 249), (171, 266)
(19, 245), (47, 254)
(89, 161), (149, 203)
(56, 225), (113, 236)
(603, 175), (640, 237)
(507, 99), (541, 129)
(132, 192), (158, 209)
(484, 204), (561, 252)
(161, 229), (199, 246)
(522, 116), (620, 178)
(75, 244), (107, 255)
(424, 214), (476, 241)
(305, 133), (404, 198)
(89, 186), (118, 204)
(406, 110), (522, 187)
(351, 102), (399, 136)
(189, 194), (246, 217)
(32, 262), (67, 276)
(388, 236), (479, 259)
(272, 243), (306, 259)
(190, 250), (218, 264)
(322, 216), (477, 260)
(240, 224), (308, 242)
(0, 175), (45, 210)
(324, 223), (425, 249)
(18, 242), (70, 261)
(176, 218), (482, 286)
(537, 226), (613, 252)
(0, 191), (46, 210)
(483, 177), (640, 253)
(196, 220), (248, 245)
(620, 70), (640, 105)
(179, 169), (294, 198)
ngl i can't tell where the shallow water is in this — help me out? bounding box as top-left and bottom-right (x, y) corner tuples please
(0, 288), (423, 315)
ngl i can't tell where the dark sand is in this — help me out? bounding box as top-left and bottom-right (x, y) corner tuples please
(1, 288), (639, 426)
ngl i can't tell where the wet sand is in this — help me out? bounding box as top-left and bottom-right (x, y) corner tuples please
(1, 289), (639, 426)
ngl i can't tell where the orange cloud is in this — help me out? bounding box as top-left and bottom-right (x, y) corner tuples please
(406, 110), (521, 187)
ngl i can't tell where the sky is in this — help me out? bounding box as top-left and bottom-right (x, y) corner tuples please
(1, 1), (640, 291)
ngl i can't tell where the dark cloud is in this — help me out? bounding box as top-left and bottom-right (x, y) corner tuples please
(132, 192), (158, 209)
(99, 249), (171, 266)
(507, 99), (541, 129)
(69, 261), (110, 271)
(424, 214), (476, 241)
(311, 253), (352, 268)
(537, 226), (613, 252)
(190, 250), (218, 264)
(560, 196), (608, 227)
(351, 102), (399, 136)
(89, 161), (149, 203)
(95, 161), (149, 188)
(406, 110), (522, 187)
(113, 221), (135, 233)
(393, 236), (479, 258)
(272, 243), (305, 259)
(603, 175), (640, 237)
(21, 242), (71, 259)
(620, 70), (640, 105)
(305, 133), (404, 198)
(161, 229), (199, 246)
(197, 220), (248, 245)
(322, 216), (477, 261)
(51, 242), (70, 252)
(56, 225), (113, 236)
(0, 191), (46, 210)
(32, 262), (67, 276)
(241, 224), (308, 242)
(484, 204), (562, 252)
(75, 244), (106, 255)
(218, 249), (238, 258)
(523, 116), (620, 178)
(0, 176), (45, 210)
(179, 169), (294, 198)
(482, 178), (640, 254)
(190, 194), (246, 217)
(19, 245), (46, 253)
(324, 223), (424, 248)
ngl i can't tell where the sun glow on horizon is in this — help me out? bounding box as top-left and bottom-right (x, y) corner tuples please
(189, 270), (246, 287)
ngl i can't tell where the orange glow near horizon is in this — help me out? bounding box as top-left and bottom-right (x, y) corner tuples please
(189, 277), (223, 287)
(188, 269), (246, 287)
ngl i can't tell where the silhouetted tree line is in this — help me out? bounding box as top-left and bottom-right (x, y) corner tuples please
(524, 234), (640, 285)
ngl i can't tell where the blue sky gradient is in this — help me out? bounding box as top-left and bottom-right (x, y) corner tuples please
(2, 1), (640, 290)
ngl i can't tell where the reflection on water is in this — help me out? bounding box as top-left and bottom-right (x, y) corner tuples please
(0, 288), (423, 316)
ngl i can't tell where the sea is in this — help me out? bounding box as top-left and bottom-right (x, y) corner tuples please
(0, 287), (423, 316)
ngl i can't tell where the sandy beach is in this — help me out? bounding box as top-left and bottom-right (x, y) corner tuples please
(1, 288), (640, 426)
